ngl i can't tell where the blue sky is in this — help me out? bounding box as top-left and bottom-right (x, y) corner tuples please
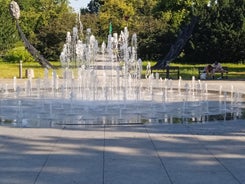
(69, 0), (91, 11)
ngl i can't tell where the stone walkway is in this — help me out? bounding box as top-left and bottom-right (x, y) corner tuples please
(0, 120), (245, 184)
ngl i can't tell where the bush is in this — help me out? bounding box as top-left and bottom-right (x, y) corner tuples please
(3, 46), (35, 63)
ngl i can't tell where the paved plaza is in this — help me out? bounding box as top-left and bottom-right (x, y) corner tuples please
(0, 79), (245, 184)
(0, 120), (245, 184)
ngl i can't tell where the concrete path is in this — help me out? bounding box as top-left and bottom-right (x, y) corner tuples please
(1, 120), (245, 184)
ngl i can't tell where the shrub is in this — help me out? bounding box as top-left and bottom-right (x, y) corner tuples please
(3, 46), (35, 63)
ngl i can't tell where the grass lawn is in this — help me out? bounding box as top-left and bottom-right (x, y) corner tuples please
(142, 61), (245, 80)
(0, 61), (62, 79)
(0, 61), (245, 80)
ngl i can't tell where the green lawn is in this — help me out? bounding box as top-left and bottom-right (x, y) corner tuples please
(0, 61), (62, 79)
(142, 61), (245, 80)
(0, 61), (244, 80)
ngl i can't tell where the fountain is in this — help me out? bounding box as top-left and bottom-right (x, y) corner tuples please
(0, 77), (244, 128)
(0, 21), (245, 128)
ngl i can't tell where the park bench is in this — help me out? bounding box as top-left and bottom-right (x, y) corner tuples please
(151, 66), (180, 79)
(197, 66), (228, 79)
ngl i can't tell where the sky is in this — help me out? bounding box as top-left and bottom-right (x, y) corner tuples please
(69, 0), (91, 11)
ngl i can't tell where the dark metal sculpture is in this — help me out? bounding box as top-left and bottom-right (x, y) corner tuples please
(9, 1), (53, 69)
(152, 16), (198, 70)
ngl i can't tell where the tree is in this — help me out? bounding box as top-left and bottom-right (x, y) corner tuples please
(3, 0), (244, 63)
(185, 0), (245, 63)
(131, 0), (167, 60)
(15, 0), (76, 61)
(141, 0), (194, 61)
(98, 0), (135, 38)
(96, 0), (161, 59)
(87, 0), (104, 14)
(0, 0), (19, 55)
(79, 0), (104, 34)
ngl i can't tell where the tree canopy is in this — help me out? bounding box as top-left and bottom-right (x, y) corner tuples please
(0, 0), (76, 61)
(0, 0), (244, 63)
(187, 0), (245, 63)
(80, 0), (244, 63)
(17, 0), (76, 60)
(0, 0), (19, 54)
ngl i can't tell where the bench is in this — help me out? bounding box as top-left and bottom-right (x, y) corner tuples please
(197, 66), (228, 79)
(151, 66), (180, 79)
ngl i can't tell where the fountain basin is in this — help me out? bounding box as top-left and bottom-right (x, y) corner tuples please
(1, 86), (244, 128)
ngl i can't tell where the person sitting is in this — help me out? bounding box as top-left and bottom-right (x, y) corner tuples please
(202, 64), (213, 79)
(212, 61), (226, 79)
